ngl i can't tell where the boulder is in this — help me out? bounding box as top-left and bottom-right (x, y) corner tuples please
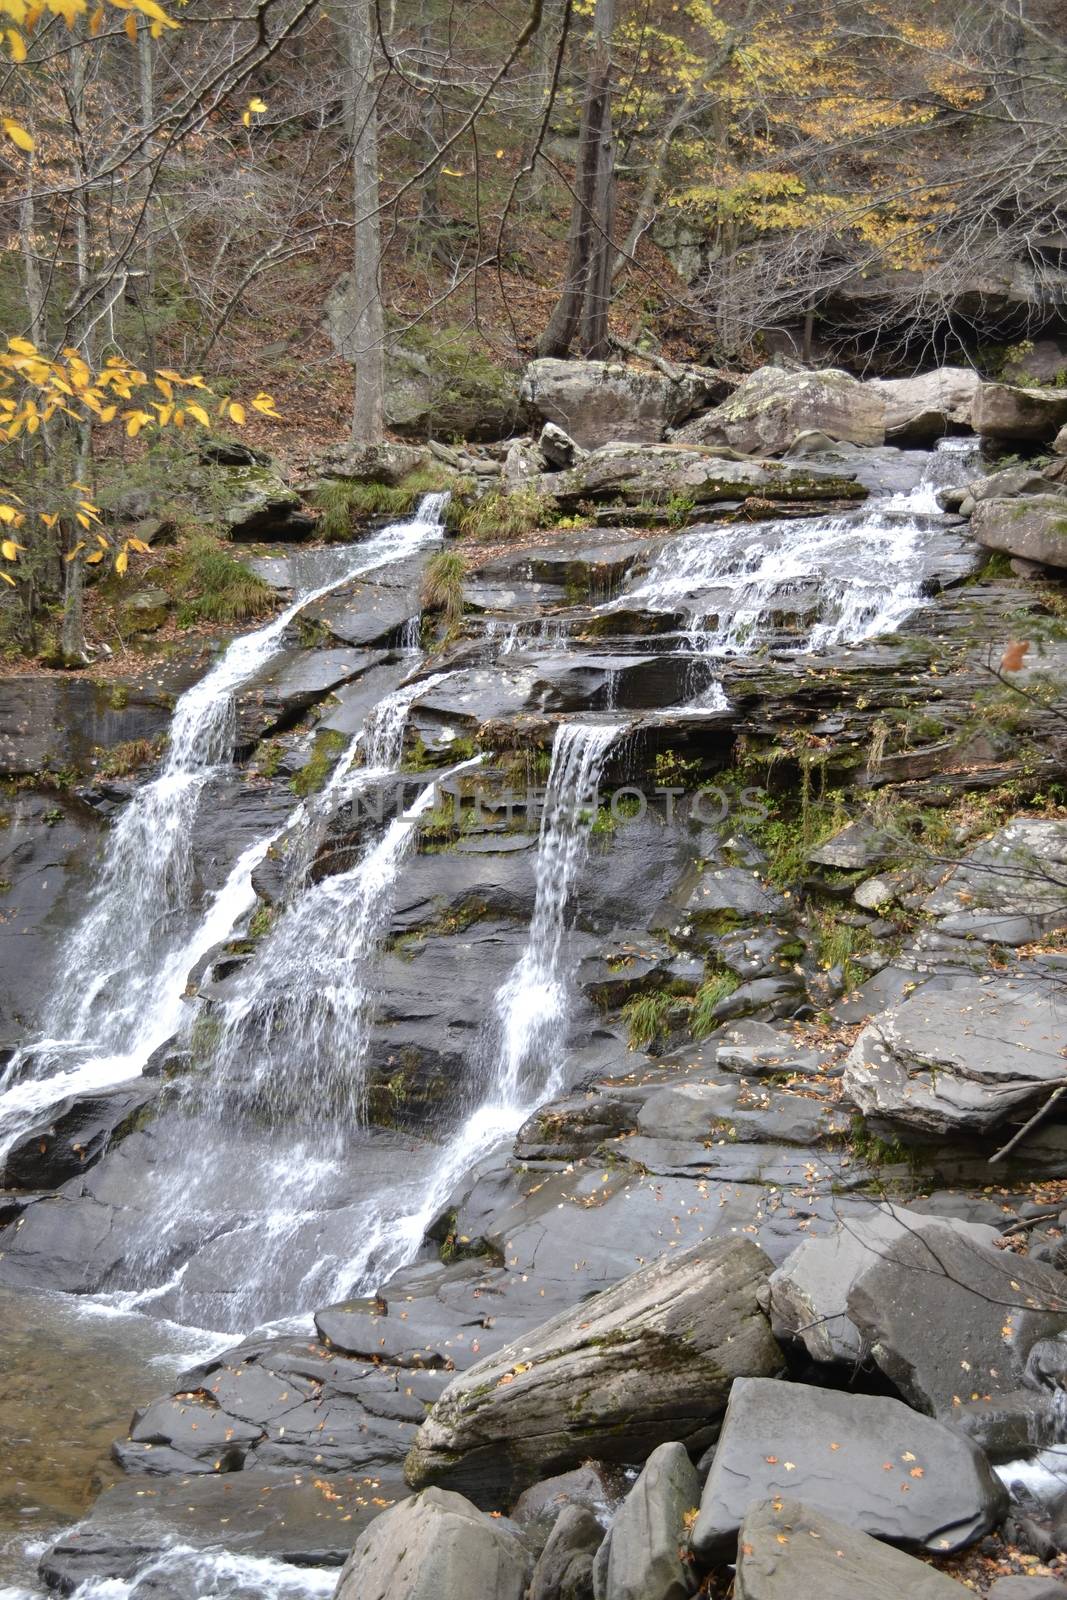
(843, 971), (1067, 1134)
(807, 818), (896, 870)
(404, 1236), (783, 1507)
(539, 422), (586, 468)
(512, 1463), (625, 1550)
(2, 1079), (159, 1189)
(118, 586), (172, 633)
(332, 1486), (530, 1600)
(1055, 426), (1067, 455)
(920, 818), (1067, 944)
(689, 1377), (1007, 1562)
(987, 1581), (1067, 1600)
(866, 369), (980, 445)
(970, 496), (1067, 571)
(534, 442), (865, 511)
(220, 467), (315, 541)
(521, 359), (717, 448)
(733, 1498), (976, 1600)
(846, 1223), (1067, 1416)
(591, 1441), (699, 1600)
(767, 1204), (1000, 1365)
(968, 467), (1056, 503)
(973, 383), (1067, 443)
(673, 368), (885, 456)
(530, 1505), (603, 1600)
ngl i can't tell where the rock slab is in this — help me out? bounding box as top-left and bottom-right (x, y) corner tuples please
(333, 1486), (530, 1600)
(405, 1236), (783, 1506)
(690, 1377), (1007, 1561)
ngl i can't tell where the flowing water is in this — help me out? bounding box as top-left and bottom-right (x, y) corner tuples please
(0, 443), (991, 1597)
(0, 497), (450, 1162)
(624, 437), (981, 658)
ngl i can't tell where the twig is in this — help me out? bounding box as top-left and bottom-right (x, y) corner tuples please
(989, 1080), (1067, 1165)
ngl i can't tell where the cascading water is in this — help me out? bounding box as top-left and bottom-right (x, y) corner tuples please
(625, 436), (982, 659)
(0, 496), (450, 1133)
(325, 720), (622, 1299)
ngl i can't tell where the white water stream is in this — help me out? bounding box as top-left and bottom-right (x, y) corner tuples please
(0, 496), (450, 1165)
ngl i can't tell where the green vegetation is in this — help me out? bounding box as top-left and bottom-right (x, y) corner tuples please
(290, 729), (347, 796)
(311, 467), (468, 541)
(623, 991), (673, 1048)
(457, 487), (555, 541)
(421, 548), (467, 629)
(172, 535), (276, 626)
(690, 971), (740, 1037)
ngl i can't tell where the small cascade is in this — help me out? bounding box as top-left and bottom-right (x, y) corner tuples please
(626, 436), (981, 659)
(207, 747), (478, 1128)
(4, 496), (449, 1113)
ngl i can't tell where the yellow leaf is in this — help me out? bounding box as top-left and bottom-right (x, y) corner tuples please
(0, 571), (15, 586)
(76, 513), (91, 530)
(99, 404), (117, 422)
(127, 537), (150, 553)
(85, 549), (104, 564)
(128, 0), (177, 27)
(247, 96), (267, 113)
(0, 504), (17, 523)
(2, 118), (34, 153)
(186, 402), (210, 426)
(39, 511), (58, 528)
(442, 167), (464, 177)
(1, 538), (24, 559)
(88, 4), (102, 33)
(156, 368), (182, 381)
(251, 392), (280, 417)
(227, 401), (246, 425)
(64, 540), (86, 559)
(154, 375), (173, 400)
(115, 548), (128, 575)
(124, 11), (137, 39)
(7, 27), (26, 59)
(242, 110), (251, 127)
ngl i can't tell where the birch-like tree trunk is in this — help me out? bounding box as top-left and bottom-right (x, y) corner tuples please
(347, 0), (386, 444)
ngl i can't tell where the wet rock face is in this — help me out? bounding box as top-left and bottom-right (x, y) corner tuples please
(333, 1486), (531, 1600)
(1, 1079), (159, 1189)
(404, 1235), (783, 1507)
(733, 1497), (976, 1600)
(0, 792), (104, 1050)
(673, 367), (885, 455)
(971, 495), (1067, 570)
(0, 677), (172, 777)
(690, 1377), (1007, 1561)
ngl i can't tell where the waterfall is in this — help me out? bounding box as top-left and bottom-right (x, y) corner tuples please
(626, 437), (980, 660)
(0, 497), (449, 1154)
(206, 744), (479, 1129)
(327, 720), (622, 1298)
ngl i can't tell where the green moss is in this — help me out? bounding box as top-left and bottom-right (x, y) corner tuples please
(290, 729), (347, 796)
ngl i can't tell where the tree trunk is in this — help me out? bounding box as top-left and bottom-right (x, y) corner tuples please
(536, 0), (615, 358)
(347, 0), (386, 444)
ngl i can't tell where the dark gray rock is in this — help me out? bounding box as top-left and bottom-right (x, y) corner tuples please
(533, 443), (865, 512)
(767, 1204), (1000, 1364)
(0, 677), (172, 777)
(2, 1079), (159, 1189)
(690, 1377), (1007, 1561)
(987, 1580), (1067, 1600)
(405, 1236), (783, 1507)
(235, 647), (385, 744)
(808, 818), (896, 870)
(846, 1223), (1067, 1416)
(333, 1486), (530, 1600)
(733, 1497), (975, 1600)
(520, 358), (705, 447)
(592, 1441), (699, 1600)
(530, 1505), (602, 1600)
(713, 1020), (823, 1077)
(843, 971), (1067, 1134)
(221, 468), (315, 541)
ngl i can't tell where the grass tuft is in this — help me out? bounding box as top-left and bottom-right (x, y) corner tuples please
(457, 487), (555, 541)
(172, 535), (276, 625)
(421, 549), (467, 628)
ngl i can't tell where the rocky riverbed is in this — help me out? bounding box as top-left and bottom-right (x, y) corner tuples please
(1, 360), (1067, 1600)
